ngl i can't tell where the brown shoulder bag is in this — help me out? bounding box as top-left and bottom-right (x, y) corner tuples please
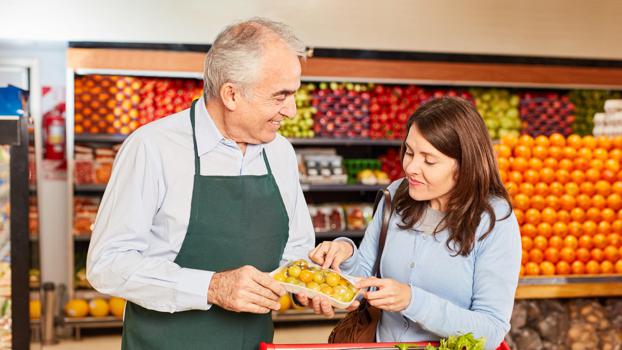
(328, 188), (392, 343)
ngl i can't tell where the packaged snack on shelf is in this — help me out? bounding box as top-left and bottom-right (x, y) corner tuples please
(29, 197), (38, 236)
(270, 259), (362, 309)
(94, 148), (115, 184)
(296, 148), (347, 184)
(28, 145), (36, 185)
(74, 146), (95, 185)
(324, 204), (346, 231)
(344, 204), (374, 230)
(309, 205), (329, 232)
(73, 197), (100, 235)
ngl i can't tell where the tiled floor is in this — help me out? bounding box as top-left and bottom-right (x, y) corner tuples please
(35, 322), (337, 349)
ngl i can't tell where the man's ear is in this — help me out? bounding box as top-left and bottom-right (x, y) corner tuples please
(220, 83), (238, 111)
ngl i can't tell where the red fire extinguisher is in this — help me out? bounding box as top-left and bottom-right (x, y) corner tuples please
(42, 102), (66, 160)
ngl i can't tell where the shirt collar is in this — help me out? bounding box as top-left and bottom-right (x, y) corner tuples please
(194, 96), (265, 158)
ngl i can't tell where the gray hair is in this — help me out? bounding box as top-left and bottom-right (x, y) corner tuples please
(203, 18), (306, 101)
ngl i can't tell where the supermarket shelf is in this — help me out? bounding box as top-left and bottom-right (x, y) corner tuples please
(67, 48), (622, 89)
(315, 230), (365, 239)
(75, 183), (384, 193)
(72, 231), (363, 241)
(75, 133), (128, 143)
(289, 138), (401, 147)
(74, 184), (107, 193)
(74, 289), (110, 300)
(74, 133), (403, 147)
(74, 235), (92, 242)
(66, 291), (346, 323)
(58, 309), (343, 327)
(516, 275), (622, 299)
(301, 184), (385, 192)
(63, 316), (123, 328)
(272, 308), (348, 322)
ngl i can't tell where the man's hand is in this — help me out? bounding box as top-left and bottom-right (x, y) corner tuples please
(293, 293), (360, 318)
(208, 265), (286, 314)
(357, 277), (411, 312)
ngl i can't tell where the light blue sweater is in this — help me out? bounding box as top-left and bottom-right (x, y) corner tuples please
(338, 179), (521, 349)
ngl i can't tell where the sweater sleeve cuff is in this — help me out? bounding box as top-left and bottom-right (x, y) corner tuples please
(175, 268), (214, 311)
(334, 237), (358, 271)
(401, 285), (432, 323)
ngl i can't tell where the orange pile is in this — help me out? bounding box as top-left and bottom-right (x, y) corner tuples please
(496, 134), (622, 276)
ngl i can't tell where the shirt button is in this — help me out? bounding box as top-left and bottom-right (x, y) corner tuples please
(410, 262), (415, 269)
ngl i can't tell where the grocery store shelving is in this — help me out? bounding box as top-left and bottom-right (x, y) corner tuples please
(67, 47), (622, 89)
(74, 133), (403, 147)
(57, 308), (346, 332)
(63, 316), (123, 339)
(69, 275), (622, 302)
(74, 183), (385, 193)
(72, 231), (365, 242)
(315, 230), (365, 239)
(73, 235), (92, 242)
(301, 184), (385, 192)
(272, 308), (348, 322)
(290, 138), (401, 147)
(63, 45), (622, 332)
(74, 184), (107, 193)
(516, 275), (622, 299)
(75, 133), (128, 143)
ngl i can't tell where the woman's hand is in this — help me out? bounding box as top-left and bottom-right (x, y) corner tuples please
(357, 277), (412, 312)
(293, 293), (360, 318)
(308, 241), (354, 272)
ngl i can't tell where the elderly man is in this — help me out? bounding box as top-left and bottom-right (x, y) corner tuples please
(87, 18), (326, 349)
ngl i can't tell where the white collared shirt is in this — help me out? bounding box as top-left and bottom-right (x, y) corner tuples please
(87, 97), (315, 313)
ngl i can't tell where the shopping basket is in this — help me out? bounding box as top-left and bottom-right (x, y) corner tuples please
(259, 342), (437, 350)
(259, 340), (511, 350)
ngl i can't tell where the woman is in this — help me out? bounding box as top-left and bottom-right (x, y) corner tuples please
(308, 97), (521, 349)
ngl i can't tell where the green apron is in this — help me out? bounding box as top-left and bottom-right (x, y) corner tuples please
(121, 100), (290, 349)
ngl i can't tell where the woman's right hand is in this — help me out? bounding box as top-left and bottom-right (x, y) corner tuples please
(308, 240), (354, 272)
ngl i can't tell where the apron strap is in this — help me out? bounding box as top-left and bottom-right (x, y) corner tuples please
(189, 100), (201, 175)
(261, 149), (273, 175)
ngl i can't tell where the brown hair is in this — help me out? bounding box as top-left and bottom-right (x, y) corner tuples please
(393, 96), (512, 256)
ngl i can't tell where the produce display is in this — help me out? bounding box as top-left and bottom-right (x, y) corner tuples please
(137, 78), (202, 123)
(74, 75), (201, 135)
(271, 259), (360, 308)
(369, 84), (423, 140)
(311, 82), (371, 138)
(520, 92), (575, 137)
(342, 159), (390, 185)
(278, 83), (315, 138)
(498, 134), (622, 275)
(471, 88), (521, 139)
(64, 297), (126, 318)
(570, 90), (622, 136)
(379, 148), (404, 181)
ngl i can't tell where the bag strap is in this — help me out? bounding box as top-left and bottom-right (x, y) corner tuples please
(371, 188), (392, 278)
